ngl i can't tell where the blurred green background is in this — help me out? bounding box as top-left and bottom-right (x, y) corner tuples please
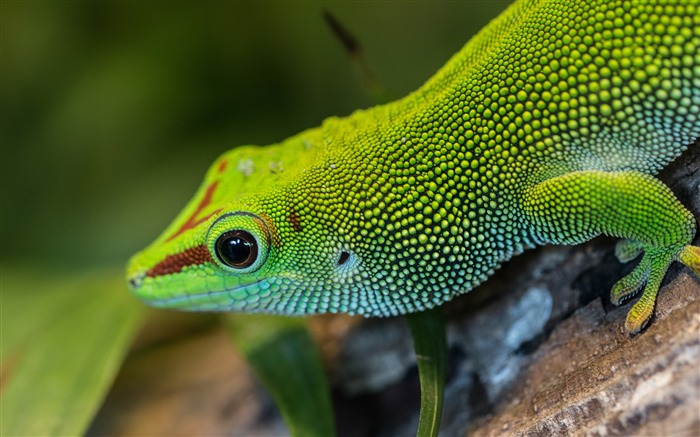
(2, 2), (509, 434)
(3, 1), (509, 270)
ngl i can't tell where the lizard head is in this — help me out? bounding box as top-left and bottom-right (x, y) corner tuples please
(127, 194), (362, 314)
(127, 108), (465, 317)
(127, 129), (395, 315)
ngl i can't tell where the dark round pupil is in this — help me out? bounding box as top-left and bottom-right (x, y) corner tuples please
(215, 230), (258, 268)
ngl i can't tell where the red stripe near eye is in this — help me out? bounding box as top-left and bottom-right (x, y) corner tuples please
(146, 244), (213, 277)
(166, 181), (221, 242)
(217, 158), (228, 173)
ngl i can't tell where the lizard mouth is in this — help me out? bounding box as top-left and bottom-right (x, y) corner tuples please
(129, 271), (273, 312)
(141, 288), (246, 311)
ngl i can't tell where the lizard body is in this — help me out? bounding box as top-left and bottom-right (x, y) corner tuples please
(128, 0), (700, 333)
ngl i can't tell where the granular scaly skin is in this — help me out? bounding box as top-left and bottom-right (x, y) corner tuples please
(128, 0), (700, 333)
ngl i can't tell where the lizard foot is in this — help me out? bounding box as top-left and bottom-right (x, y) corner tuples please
(611, 245), (700, 334)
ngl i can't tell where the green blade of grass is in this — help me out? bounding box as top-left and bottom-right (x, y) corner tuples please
(1, 267), (145, 436)
(406, 308), (447, 437)
(226, 315), (335, 437)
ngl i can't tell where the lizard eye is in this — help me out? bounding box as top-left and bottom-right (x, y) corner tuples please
(207, 212), (271, 273)
(215, 230), (258, 269)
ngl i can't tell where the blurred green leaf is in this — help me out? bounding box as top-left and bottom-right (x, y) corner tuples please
(227, 315), (335, 437)
(407, 308), (447, 437)
(1, 267), (145, 436)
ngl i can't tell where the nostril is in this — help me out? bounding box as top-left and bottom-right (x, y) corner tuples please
(337, 251), (351, 266)
(128, 274), (144, 289)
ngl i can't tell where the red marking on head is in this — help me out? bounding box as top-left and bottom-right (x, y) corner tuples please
(217, 159), (228, 173)
(146, 244), (213, 277)
(166, 181), (221, 242)
(289, 211), (302, 232)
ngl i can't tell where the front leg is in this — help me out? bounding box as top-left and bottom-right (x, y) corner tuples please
(520, 170), (699, 334)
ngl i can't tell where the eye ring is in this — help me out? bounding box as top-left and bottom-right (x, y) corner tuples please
(207, 212), (272, 273)
(215, 230), (258, 269)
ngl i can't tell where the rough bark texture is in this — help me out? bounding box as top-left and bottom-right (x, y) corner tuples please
(90, 145), (699, 436)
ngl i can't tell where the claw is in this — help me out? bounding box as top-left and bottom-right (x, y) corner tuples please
(610, 256), (650, 305)
(677, 245), (700, 276)
(615, 239), (644, 263)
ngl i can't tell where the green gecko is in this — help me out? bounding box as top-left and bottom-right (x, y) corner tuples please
(128, 0), (700, 334)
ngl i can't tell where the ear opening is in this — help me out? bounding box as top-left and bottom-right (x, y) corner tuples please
(337, 251), (351, 266)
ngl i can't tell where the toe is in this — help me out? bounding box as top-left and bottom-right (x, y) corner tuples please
(610, 256), (649, 306)
(623, 252), (669, 334)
